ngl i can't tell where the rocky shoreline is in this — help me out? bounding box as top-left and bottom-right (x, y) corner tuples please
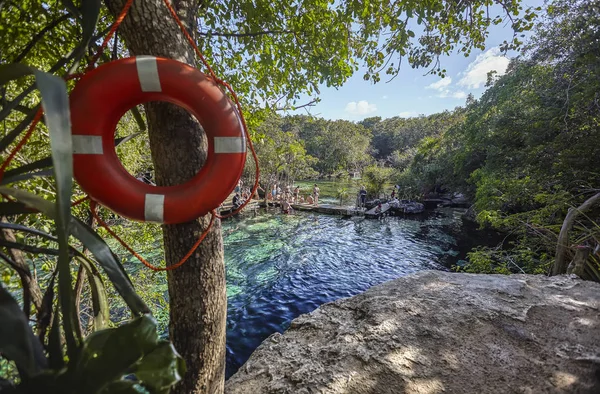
(226, 271), (600, 394)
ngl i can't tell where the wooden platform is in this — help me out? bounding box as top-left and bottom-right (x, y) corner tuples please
(218, 195), (261, 217)
(259, 201), (371, 217)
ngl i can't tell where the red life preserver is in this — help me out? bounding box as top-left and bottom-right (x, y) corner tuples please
(70, 56), (246, 224)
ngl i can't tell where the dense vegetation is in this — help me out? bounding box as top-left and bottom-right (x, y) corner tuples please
(396, 0), (600, 277)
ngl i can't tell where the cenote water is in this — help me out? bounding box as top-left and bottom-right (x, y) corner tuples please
(221, 206), (488, 378)
(104, 181), (499, 379)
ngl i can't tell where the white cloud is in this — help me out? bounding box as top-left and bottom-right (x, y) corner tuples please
(458, 47), (510, 89)
(426, 77), (452, 91)
(399, 111), (417, 118)
(382, 95), (388, 99)
(452, 91), (467, 99)
(345, 100), (377, 116)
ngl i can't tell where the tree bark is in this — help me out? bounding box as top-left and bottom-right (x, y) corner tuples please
(103, 1), (226, 393)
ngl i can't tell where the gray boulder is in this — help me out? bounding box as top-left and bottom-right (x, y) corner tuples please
(226, 271), (600, 394)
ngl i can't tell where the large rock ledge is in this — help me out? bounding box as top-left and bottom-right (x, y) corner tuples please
(226, 271), (600, 394)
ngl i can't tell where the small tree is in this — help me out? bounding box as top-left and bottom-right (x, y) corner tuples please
(362, 165), (393, 198)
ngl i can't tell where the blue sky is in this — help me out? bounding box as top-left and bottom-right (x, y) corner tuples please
(289, 0), (546, 121)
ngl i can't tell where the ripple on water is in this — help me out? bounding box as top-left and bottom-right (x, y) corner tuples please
(223, 209), (466, 378)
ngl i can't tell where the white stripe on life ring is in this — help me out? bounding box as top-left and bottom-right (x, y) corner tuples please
(136, 56), (162, 92)
(144, 194), (165, 222)
(72, 135), (103, 154)
(214, 137), (246, 153)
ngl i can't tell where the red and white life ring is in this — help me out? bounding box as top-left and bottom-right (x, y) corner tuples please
(69, 56), (247, 224)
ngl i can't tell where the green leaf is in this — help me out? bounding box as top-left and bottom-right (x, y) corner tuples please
(75, 256), (109, 330)
(115, 133), (143, 147)
(0, 187), (150, 315)
(0, 285), (47, 378)
(48, 299), (65, 370)
(68, 0), (101, 64)
(1, 157), (53, 184)
(68, 315), (183, 393)
(69, 215), (150, 315)
(98, 380), (141, 394)
(0, 202), (35, 216)
(34, 69), (80, 358)
(131, 107), (147, 132)
(133, 342), (186, 394)
(0, 169), (54, 185)
(0, 63), (34, 86)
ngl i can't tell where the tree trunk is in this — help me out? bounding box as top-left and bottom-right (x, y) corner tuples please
(103, 1), (226, 393)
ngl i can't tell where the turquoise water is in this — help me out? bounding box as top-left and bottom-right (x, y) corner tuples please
(222, 207), (471, 377)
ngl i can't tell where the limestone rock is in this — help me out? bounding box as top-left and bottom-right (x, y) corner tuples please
(226, 271), (600, 394)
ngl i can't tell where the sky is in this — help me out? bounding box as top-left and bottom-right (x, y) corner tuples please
(289, 0), (546, 121)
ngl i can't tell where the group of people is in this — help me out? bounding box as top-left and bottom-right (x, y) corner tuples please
(231, 180), (327, 215)
(232, 180), (264, 210)
(267, 184), (321, 208)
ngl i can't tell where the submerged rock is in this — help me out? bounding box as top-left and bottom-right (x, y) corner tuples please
(226, 271), (600, 394)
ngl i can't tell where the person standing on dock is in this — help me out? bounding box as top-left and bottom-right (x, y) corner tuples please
(359, 185), (367, 209)
(294, 186), (300, 203)
(232, 193), (243, 210)
(253, 184), (264, 200)
(313, 184), (320, 206)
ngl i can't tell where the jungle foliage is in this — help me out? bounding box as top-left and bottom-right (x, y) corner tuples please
(396, 0), (600, 277)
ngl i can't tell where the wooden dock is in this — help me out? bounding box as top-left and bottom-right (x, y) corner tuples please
(292, 203), (366, 216)
(259, 201), (377, 217)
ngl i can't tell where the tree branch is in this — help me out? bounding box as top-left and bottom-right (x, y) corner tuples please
(276, 98), (319, 112)
(198, 29), (295, 38)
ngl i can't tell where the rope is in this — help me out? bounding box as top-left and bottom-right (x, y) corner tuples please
(1, 0), (260, 271)
(91, 200), (215, 271)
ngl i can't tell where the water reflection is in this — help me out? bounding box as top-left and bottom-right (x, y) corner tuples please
(223, 208), (469, 377)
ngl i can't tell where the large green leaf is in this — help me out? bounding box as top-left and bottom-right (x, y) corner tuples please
(132, 342), (186, 394)
(0, 187), (150, 315)
(71, 0), (102, 60)
(0, 285), (47, 378)
(34, 68), (80, 357)
(67, 315), (184, 393)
